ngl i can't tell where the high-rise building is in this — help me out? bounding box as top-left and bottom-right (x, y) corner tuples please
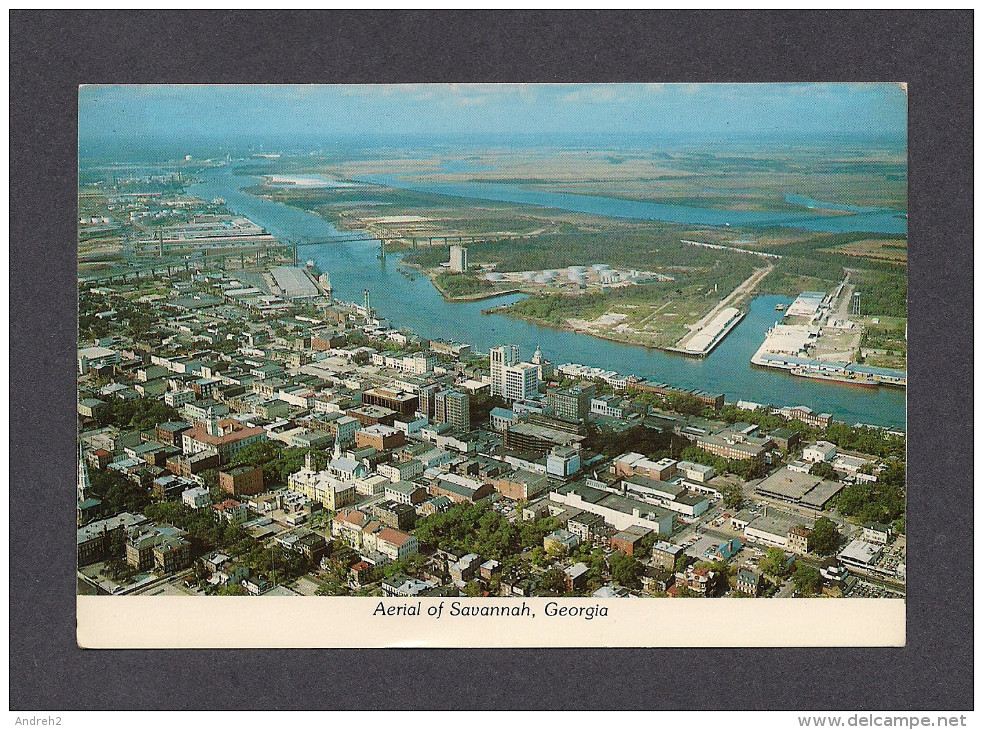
(449, 245), (468, 273)
(547, 384), (595, 422)
(434, 389), (471, 432)
(503, 362), (540, 402)
(489, 345), (519, 397)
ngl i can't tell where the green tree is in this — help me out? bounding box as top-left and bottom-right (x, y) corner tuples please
(760, 548), (791, 577)
(539, 567), (566, 594)
(722, 483), (744, 511)
(90, 469), (150, 514)
(217, 584), (248, 596)
(809, 461), (839, 480)
(892, 515), (906, 535)
(809, 517), (841, 556)
(792, 564), (823, 596)
(674, 553), (693, 573)
(608, 553), (643, 590)
(464, 580), (484, 597)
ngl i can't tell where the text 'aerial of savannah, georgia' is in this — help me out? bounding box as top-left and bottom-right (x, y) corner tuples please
(77, 83), (906, 603)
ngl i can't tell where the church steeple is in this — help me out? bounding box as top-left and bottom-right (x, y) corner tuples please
(77, 441), (91, 503)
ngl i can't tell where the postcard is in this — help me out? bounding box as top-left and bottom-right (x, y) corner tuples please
(76, 83), (907, 648)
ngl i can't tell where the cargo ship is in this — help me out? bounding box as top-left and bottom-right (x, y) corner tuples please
(789, 366), (879, 388)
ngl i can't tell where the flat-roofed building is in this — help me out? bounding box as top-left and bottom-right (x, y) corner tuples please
(651, 540), (685, 571)
(434, 388), (471, 432)
(755, 467), (844, 510)
(489, 345), (519, 398)
(362, 386), (419, 419)
(613, 453), (677, 481)
(503, 362), (539, 402)
(431, 474), (495, 504)
(803, 441), (838, 463)
(838, 539), (885, 575)
(77, 512), (148, 567)
(742, 509), (811, 550)
(697, 427), (773, 461)
(219, 465), (264, 496)
(550, 483), (674, 535)
(355, 424), (405, 452)
(494, 469), (550, 501)
(547, 385), (594, 422)
(270, 266), (321, 300)
(503, 421), (584, 453)
(449, 245), (468, 273)
(675, 460), (715, 484)
(610, 526), (652, 556)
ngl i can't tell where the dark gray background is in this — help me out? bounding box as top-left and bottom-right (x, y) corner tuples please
(10, 10), (973, 711)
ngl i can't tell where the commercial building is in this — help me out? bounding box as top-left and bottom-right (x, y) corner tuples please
(362, 386), (419, 419)
(449, 245), (468, 273)
(489, 345), (519, 397)
(503, 362), (539, 402)
(550, 483), (674, 535)
(218, 465), (264, 496)
(613, 453), (677, 481)
(493, 470), (550, 501)
(355, 424), (405, 452)
(430, 473), (495, 504)
(755, 467), (845, 510)
(675, 460), (715, 484)
(696, 425), (773, 461)
(547, 385), (594, 422)
(546, 445), (582, 478)
(269, 266), (321, 300)
(434, 388), (471, 432)
(77, 346), (119, 375)
(503, 421), (584, 453)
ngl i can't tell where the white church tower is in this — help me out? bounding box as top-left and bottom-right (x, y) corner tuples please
(77, 441), (91, 504)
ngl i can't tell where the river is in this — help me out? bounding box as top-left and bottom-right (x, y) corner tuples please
(357, 175), (907, 235)
(188, 165), (906, 429)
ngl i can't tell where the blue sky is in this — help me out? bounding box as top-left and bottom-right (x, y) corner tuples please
(79, 83), (907, 146)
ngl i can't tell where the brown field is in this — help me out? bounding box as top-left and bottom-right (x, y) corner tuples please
(820, 238), (908, 265)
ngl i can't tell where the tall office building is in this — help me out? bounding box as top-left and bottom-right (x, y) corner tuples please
(449, 245), (468, 273)
(547, 384), (595, 422)
(489, 345), (519, 397)
(434, 388), (471, 432)
(503, 362), (540, 402)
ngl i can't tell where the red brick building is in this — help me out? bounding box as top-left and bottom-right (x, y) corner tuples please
(219, 465), (265, 496)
